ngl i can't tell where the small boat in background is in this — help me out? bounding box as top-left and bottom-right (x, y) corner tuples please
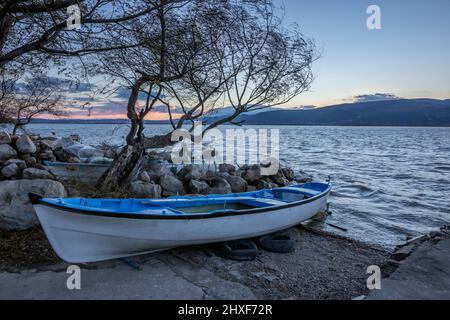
(43, 160), (112, 183)
(29, 182), (331, 263)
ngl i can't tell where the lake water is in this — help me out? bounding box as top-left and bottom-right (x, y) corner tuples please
(26, 123), (450, 249)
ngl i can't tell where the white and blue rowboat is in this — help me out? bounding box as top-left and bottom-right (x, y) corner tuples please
(43, 160), (112, 183)
(29, 182), (331, 263)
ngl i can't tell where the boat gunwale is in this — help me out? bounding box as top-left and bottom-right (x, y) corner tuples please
(43, 161), (111, 168)
(29, 185), (331, 220)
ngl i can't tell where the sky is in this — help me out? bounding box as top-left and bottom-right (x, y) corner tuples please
(275, 0), (450, 107)
(45, 0), (450, 119)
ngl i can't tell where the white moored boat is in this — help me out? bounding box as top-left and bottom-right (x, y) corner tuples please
(43, 160), (112, 183)
(29, 182), (331, 263)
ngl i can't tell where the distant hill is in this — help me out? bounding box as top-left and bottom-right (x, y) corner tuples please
(239, 99), (450, 126)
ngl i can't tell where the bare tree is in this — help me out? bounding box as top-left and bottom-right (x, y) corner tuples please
(146, 0), (316, 142)
(96, 0), (316, 190)
(95, 0), (217, 189)
(12, 80), (64, 135)
(0, 0), (188, 68)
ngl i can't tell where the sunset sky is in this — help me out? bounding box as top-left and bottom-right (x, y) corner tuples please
(51, 0), (450, 119)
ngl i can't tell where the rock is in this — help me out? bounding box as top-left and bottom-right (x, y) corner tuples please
(54, 137), (78, 149)
(209, 178), (232, 194)
(242, 164), (261, 183)
(0, 179), (67, 230)
(40, 139), (56, 150)
(272, 176), (289, 187)
(16, 136), (37, 154)
(24, 157), (37, 167)
(98, 144), (119, 159)
(189, 180), (210, 194)
(53, 147), (81, 163)
(0, 131), (11, 144)
(256, 180), (278, 190)
(138, 171), (151, 183)
(177, 164), (204, 182)
(392, 243), (417, 261)
(0, 144), (17, 162)
(129, 181), (162, 198)
(1, 163), (19, 178)
(38, 151), (55, 161)
(225, 175), (248, 193)
(269, 168), (288, 186)
(204, 170), (229, 182)
(281, 167), (295, 181)
(65, 144), (85, 157)
(246, 185), (258, 192)
(219, 163), (236, 174)
(160, 174), (185, 196)
(295, 171), (313, 183)
(78, 146), (103, 159)
(87, 156), (113, 164)
(146, 163), (173, 182)
(22, 168), (53, 180)
(4, 159), (26, 170)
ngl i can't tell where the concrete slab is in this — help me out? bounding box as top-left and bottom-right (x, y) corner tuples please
(367, 239), (450, 300)
(0, 254), (255, 300)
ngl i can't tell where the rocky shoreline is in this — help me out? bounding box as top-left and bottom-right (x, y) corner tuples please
(1, 132), (311, 230)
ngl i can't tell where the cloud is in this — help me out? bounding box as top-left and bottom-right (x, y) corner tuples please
(346, 93), (401, 103)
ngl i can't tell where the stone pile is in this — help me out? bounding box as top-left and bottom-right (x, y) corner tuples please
(129, 160), (311, 199)
(0, 131), (56, 180)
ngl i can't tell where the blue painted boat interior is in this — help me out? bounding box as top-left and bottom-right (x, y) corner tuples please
(40, 183), (330, 216)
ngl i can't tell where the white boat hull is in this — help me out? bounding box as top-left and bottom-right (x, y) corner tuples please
(33, 193), (329, 263)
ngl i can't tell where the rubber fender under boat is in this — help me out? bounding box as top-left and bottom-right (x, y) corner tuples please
(221, 240), (259, 261)
(259, 233), (295, 253)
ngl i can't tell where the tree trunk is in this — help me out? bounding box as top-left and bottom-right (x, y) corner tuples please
(96, 143), (144, 191)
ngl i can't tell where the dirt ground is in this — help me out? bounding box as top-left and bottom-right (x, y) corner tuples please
(0, 224), (392, 299)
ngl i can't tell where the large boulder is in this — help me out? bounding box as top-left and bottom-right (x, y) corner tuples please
(138, 171), (151, 183)
(23, 156), (37, 167)
(129, 181), (162, 198)
(189, 180), (210, 195)
(0, 144), (17, 162)
(295, 171), (313, 183)
(209, 178), (232, 194)
(16, 136), (37, 154)
(219, 163), (237, 175)
(225, 175), (248, 193)
(1, 163), (19, 178)
(40, 139), (56, 150)
(160, 174), (185, 196)
(38, 151), (55, 161)
(270, 169), (289, 186)
(0, 179), (67, 230)
(0, 131), (11, 144)
(78, 146), (103, 159)
(22, 168), (53, 180)
(177, 164), (204, 182)
(65, 144), (85, 157)
(256, 179), (278, 190)
(146, 163), (173, 183)
(54, 137), (78, 149)
(281, 167), (295, 181)
(242, 164), (261, 183)
(53, 147), (81, 163)
(4, 158), (26, 169)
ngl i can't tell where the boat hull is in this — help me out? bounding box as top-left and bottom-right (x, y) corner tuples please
(44, 161), (110, 183)
(32, 192), (329, 263)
